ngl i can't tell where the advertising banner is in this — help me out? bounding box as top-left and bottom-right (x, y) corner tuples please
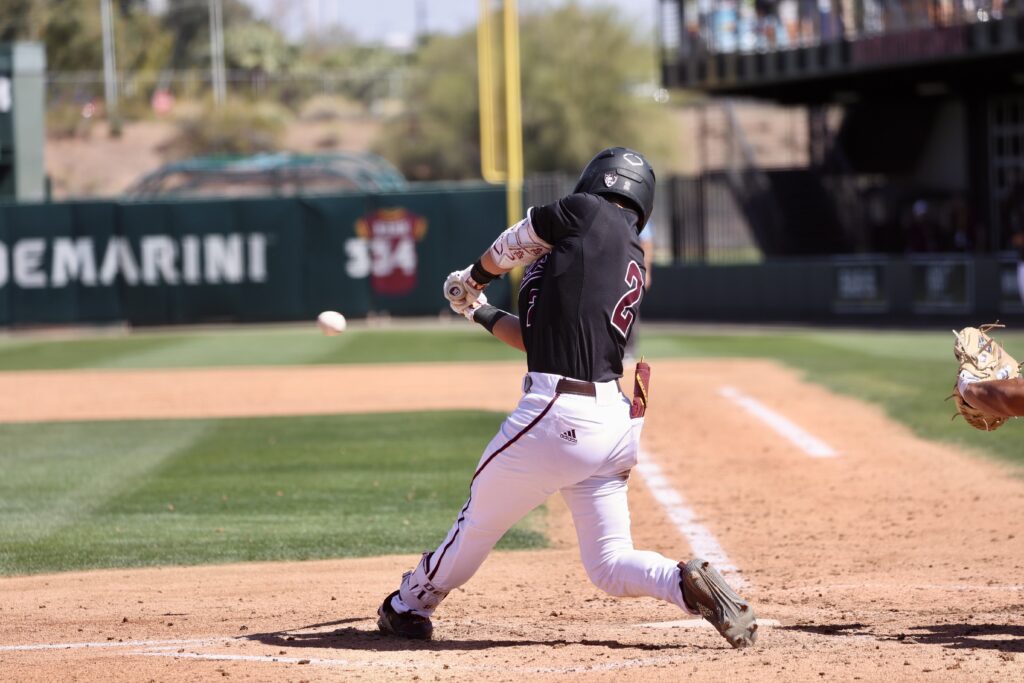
(0, 185), (506, 326)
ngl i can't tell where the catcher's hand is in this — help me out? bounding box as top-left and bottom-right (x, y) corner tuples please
(950, 323), (1022, 431)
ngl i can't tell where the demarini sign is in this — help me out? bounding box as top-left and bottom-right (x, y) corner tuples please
(0, 233), (270, 290)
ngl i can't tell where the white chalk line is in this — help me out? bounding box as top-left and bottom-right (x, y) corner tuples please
(5, 619), (767, 675)
(718, 385), (838, 458)
(0, 638), (215, 652)
(4, 437), (770, 671)
(2, 636), (714, 675)
(634, 453), (747, 588)
(6, 627), (746, 675)
(3, 625), (716, 671)
(638, 618), (780, 630)
(819, 582), (1024, 592)
(134, 651), (354, 667)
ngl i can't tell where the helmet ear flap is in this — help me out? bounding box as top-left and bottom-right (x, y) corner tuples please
(573, 147), (656, 226)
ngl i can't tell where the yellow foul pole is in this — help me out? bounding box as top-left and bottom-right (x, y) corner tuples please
(476, 0), (503, 185)
(477, 0), (523, 227)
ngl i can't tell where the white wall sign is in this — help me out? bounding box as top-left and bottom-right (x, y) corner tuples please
(0, 76), (11, 113)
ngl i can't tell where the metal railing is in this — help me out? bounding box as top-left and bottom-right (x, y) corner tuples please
(44, 68), (408, 113)
(662, 0), (1020, 57)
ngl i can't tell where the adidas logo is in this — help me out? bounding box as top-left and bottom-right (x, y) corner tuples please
(559, 429), (577, 444)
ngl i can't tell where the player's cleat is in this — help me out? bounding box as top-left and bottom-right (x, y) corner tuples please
(679, 559), (758, 649)
(377, 590), (433, 640)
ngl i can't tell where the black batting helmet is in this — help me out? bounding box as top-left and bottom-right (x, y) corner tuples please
(573, 147), (656, 227)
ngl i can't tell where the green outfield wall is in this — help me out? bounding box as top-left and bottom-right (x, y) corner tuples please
(643, 256), (1023, 322)
(2, 187), (1019, 327)
(0, 185), (510, 326)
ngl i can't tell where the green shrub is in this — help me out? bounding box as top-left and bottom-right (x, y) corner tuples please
(46, 101), (96, 139)
(298, 94), (364, 122)
(166, 99), (290, 157)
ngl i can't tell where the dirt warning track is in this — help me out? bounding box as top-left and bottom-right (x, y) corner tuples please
(2, 359), (1023, 682)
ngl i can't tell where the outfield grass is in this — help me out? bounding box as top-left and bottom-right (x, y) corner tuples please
(641, 329), (1024, 466)
(3, 323), (1022, 575)
(0, 326), (521, 370)
(0, 411), (545, 575)
(3, 324), (1021, 465)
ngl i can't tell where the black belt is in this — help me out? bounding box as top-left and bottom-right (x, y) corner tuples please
(555, 378), (597, 397)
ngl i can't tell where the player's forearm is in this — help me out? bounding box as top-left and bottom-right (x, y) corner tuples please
(473, 215), (552, 281)
(452, 218), (551, 302)
(962, 379), (1024, 417)
(490, 313), (525, 352)
(478, 249), (511, 277)
(472, 305), (524, 352)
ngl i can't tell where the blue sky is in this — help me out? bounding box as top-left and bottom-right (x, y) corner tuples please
(236, 1), (657, 48)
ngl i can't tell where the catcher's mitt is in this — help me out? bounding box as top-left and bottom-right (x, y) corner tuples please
(950, 323), (1022, 431)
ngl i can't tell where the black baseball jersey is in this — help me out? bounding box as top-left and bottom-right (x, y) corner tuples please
(518, 193), (646, 382)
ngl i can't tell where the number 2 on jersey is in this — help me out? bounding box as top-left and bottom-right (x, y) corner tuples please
(611, 260), (644, 338)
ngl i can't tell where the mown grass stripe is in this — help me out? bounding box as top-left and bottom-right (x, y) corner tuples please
(0, 410), (546, 576)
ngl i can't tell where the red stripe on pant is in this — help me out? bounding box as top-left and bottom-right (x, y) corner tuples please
(427, 394), (560, 581)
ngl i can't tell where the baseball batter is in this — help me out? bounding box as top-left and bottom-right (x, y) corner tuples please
(376, 148), (759, 648)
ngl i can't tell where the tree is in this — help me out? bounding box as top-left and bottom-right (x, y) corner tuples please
(374, 32), (481, 181)
(0, 0), (39, 42)
(518, 3), (670, 173)
(40, 0), (105, 70)
(295, 31), (411, 111)
(375, 3), (673, 180)
(224, 22), (292, 75)
(115, 3), (173, 73)
(162, 0), (254, 69)
(29, 0), (170, 72)
(117, 0), (149, 13)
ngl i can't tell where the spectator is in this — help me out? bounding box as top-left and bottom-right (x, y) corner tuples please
(818, 0), (844, 41)
(950, 196), (972, 252)
(755, 0), (782, 48)
(779, 0), (799, 44)
(798, 0), (820, 44)
(904, 199), (937, 253)
(1014, 230), (1024, 306)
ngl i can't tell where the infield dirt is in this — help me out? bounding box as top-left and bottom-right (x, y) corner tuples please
(2, 359), (1023, 681)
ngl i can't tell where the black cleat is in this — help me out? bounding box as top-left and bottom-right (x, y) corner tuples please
(377, 590), (433, 640)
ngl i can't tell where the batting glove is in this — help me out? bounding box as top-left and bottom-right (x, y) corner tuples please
(443, 265), (486, 308)
(451, 291), (488, 322)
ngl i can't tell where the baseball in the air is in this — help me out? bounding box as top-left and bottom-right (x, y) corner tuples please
(317, 310), (347, 336)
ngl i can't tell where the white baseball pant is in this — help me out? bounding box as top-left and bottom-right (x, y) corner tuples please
(393, 371), (694, 616)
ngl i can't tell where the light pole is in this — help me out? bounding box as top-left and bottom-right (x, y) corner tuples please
(209, 0), (227, 106)
(100, 0), (121, 134)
